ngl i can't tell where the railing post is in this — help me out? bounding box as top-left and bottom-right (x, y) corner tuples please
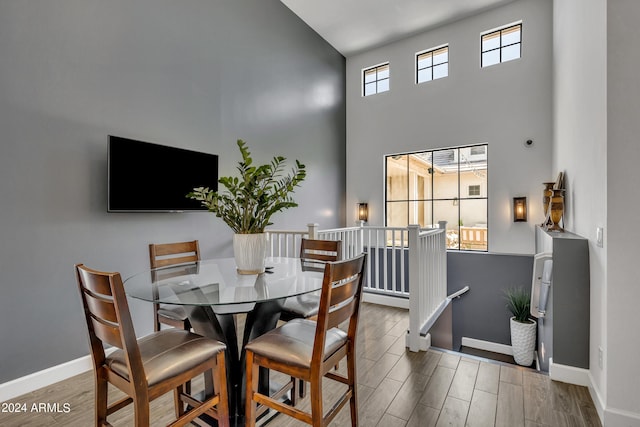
(307, 223), (318, 239)
(407, 224), (421, 352)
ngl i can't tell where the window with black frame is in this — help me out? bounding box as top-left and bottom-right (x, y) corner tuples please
(385, 144), (488, 251)
(481, 23), (521, 68)
(363, 63), (390, 96)
(417, 45), (449, 84)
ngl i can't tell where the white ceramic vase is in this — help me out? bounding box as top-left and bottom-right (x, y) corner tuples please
(510, 317), (537, 366)
(233, 233), (268, 274)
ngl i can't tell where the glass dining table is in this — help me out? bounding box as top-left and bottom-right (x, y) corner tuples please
(124, 256), (325, 426)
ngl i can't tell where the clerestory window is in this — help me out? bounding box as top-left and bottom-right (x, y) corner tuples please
(417, 45), (449, 84)
(481, 23), (521, 68)
(363, 63), (390, 96)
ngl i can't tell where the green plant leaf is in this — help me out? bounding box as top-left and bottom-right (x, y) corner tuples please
(186, 139), (306, 233)
(503, 287), (531, 323)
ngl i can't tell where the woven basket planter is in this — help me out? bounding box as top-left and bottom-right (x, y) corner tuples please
(510, 317), (536, 366)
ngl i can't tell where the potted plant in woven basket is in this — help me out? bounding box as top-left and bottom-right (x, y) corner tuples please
(188, 139), (306, 274)
(504, 287), (536, 366)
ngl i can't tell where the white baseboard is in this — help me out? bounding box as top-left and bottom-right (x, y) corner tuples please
(604, 406), (640, 427)
(0, 347), (119, 403)
(362, 293), (409, 309)
(461, 337), (513, 356)
(0, 354), (94, 402)
(587, 371), (606, 424)
(548, 357), (590, 387)
(550, 361), (640, 426)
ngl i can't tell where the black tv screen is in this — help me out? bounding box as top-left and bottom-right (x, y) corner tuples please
(108, 135), (218, 212)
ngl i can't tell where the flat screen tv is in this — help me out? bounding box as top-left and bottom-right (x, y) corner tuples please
(108, 135), (218, 212)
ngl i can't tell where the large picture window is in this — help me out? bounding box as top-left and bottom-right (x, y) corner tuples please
(385, 144), (488, 251)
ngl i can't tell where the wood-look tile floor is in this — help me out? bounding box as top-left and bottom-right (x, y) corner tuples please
(0, 303), (601, 426)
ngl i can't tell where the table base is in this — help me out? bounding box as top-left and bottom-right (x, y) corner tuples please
(186, 299), (286, 426)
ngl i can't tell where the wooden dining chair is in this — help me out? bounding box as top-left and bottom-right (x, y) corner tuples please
(279, 238), (343, 399)
(245, 254), (366, 427)
(149, 240), (200, 332)
(75, 264), (230, 427)
(279, 238), (342, 322)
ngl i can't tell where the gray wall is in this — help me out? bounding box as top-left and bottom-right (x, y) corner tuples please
(346, 0), (552, 255)
(606, 0), (640, 420)
(0, 0), (346, 383)
(448, 252), (533, 351)
(552, 0), (608, 409)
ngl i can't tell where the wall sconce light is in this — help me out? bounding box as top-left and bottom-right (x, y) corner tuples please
(357, 203), (369, 223)
(513, 197), (527, 222)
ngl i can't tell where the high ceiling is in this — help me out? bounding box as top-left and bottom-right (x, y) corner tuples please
(280, 0), (518, 57)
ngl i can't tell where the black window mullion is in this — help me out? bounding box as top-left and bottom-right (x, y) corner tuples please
(457, 148), (461, 250)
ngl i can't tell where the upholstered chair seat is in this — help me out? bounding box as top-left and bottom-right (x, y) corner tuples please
(281, 293), (321, 319)
(245, 319), (346, 370)
(156, 305), (190, 323)
(106, 329), (226, 387)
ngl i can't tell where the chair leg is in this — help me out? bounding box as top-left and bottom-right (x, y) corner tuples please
(133, 398), (150, 427)
(298, 378), (307, 399)
(95, 376), (108, 426)
(347, 350), (358, 427)
(215, 352), (231, 427)
(245, 351), (258, 427)
(310, 375), (323, 427)
(173, 384), (185, 419)
(153, 303), (161, 332)
(290, 376), (298, 406)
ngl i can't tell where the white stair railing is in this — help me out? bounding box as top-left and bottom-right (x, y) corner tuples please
(266, 222), (448, 353)
(265, 223), (317, 257)
(317, 224), (363, 260)
(406, 223), (448, 352)
(321, 225), (411, 297)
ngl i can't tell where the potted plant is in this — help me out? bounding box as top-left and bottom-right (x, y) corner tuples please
(504, 287), (536, 366)
(188, 139), (306, 274)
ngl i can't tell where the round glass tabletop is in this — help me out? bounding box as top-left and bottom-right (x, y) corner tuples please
(123, 257), (324, 307)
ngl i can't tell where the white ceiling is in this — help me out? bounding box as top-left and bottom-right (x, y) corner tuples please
(280, 0), (518, 57)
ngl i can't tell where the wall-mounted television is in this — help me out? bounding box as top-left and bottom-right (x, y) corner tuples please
(108, 135), (218, 212)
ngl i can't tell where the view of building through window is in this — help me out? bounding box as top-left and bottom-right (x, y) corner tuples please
(385, 145), (488, 251)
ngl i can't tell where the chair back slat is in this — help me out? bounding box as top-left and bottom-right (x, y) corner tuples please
(152, 255), (199, 268)
(151, 264), (199, 282)
(302, 254), (336, 263)
(327, 299), (358, 330)
(84, 291), (118, 324)
(328, 276), (360, 307)
(300, 238), (342, 272)
(90, 315), (122, 348)
(149, 240), (200, 269)
(79, 269), (113, 296)
(300, 239), (342, 258)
